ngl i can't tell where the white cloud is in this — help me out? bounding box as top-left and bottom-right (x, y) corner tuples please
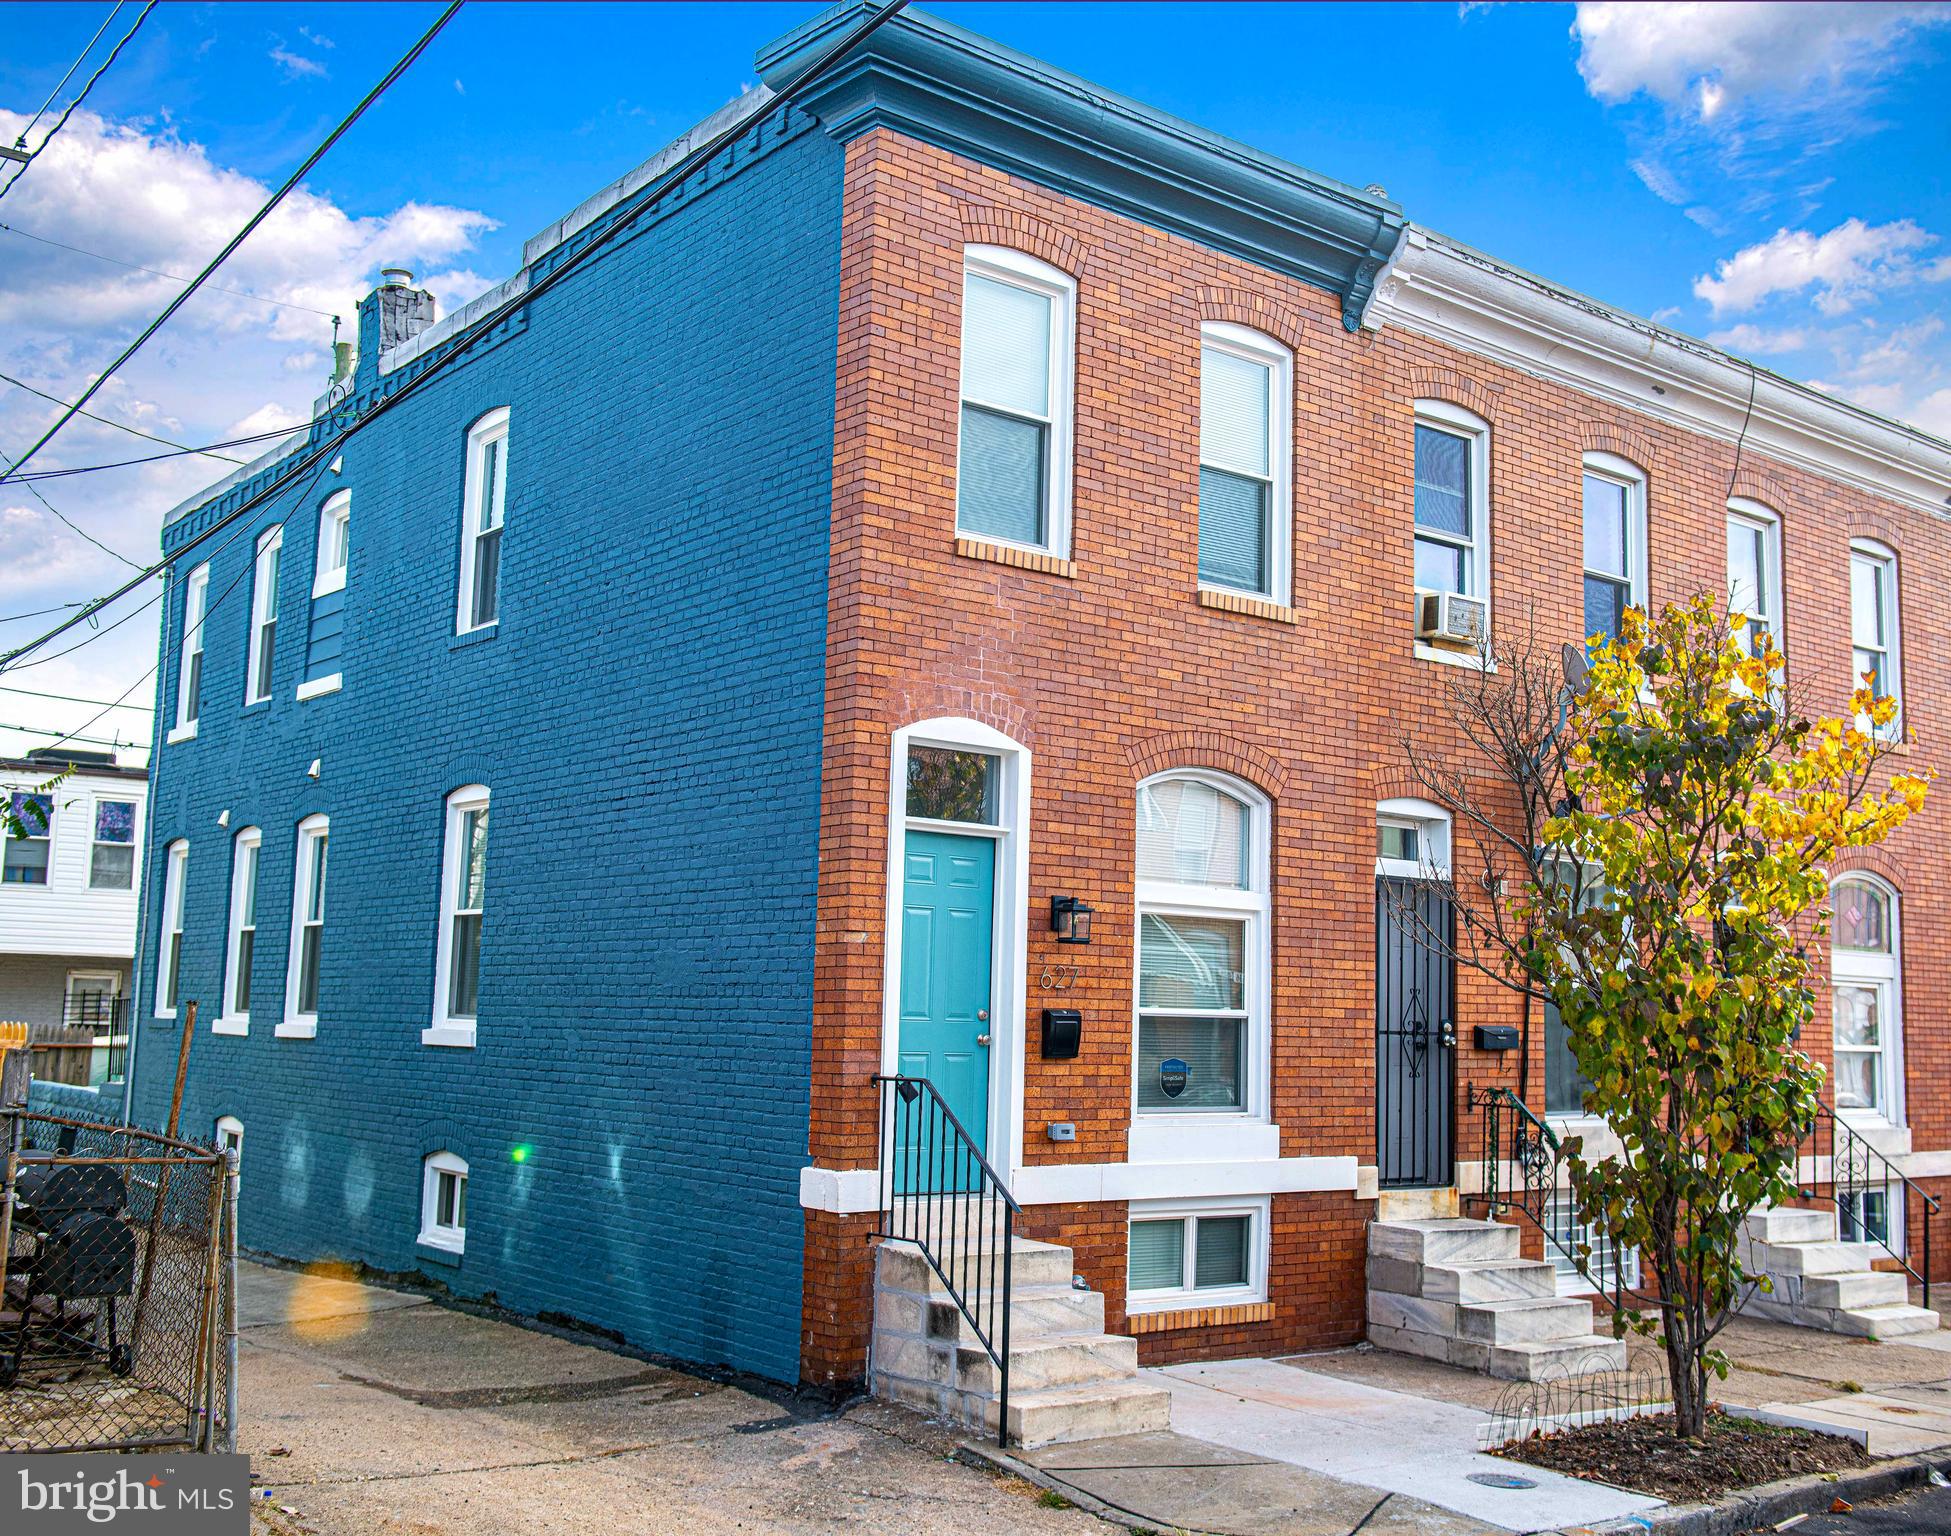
(1705, 323), (1808, 355)
(1905, 387), (1951, 438)
(1629, 156), (1687, 205)
(268, 40), (328, 80)
(1693, 219), (1947, 316)
(1573, 3), (1949, 119)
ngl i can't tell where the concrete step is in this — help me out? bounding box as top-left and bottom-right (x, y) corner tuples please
(1800, 1269), (1912, 1311)
(955, 1333), (1138, 1394)
(1369, 1218), (1520, 1266)
(1743, 1206), (1837, 1246)
(1482, 1334), (1629, 1382)
(1457, 1295), (1598, 1346)
(1829, 1303), (1940, 1340)
(1744, 1239), (1874, 1277)
(929, 1283), (1106, 1344)
(984, 1377), (1173, 1448)
(1420, 1258), (1561, 1304)
(876, 1237), (1074, 1293)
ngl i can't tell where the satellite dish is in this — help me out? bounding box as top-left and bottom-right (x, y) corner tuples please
(1560, 643), (1591, 696)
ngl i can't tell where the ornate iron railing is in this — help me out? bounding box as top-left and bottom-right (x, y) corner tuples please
(1471, 1085), (1628, 1311)
(872, 1074), (1019, 1446)
(1796, 1100), (1936, 1310)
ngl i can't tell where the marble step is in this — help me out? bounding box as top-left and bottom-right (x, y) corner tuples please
(928, 1283), (1106, 1344)
(981, 1377), (1173, 1448)
(1743, 1206), (1838, 1245)
(1417, 1258), (1561, 1304)
(1457, 1295), (1599, 1346)
(876, 1237), (1074, 1293)
(955, 1332), (1138, 1394)
(1369, 1218), (1521, 1266)
(1743, 1239), (1874, 1277)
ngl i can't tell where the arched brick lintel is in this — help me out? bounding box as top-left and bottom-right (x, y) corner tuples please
(1125, 730), (1288, 799)
(957, 203), (1082, 277)
(1195, 287), (1312, 353)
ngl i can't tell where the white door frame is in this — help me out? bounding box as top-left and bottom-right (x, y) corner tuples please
(880, 717), (1032, 1184)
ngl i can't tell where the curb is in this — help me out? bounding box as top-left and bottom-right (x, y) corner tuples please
(1590, 1450), (1951, 1536)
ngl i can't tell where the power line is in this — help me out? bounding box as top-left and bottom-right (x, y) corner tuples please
(0, 0), (463, 481)
(0, 442), (146, 570)
(0, 0), (910, 675)
(11, 3), (123, 148)
(0, 221), (340, 321)
(0, 1), (155, 203)
(4, 583), (163, 672)
(7, 424), (306, 483)
(0, 683), (152, 712)
(0, 369), (247, 464)
(0, 603), (86, 625)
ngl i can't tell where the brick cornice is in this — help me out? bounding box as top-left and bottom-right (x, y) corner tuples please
(957, 203), (1081, 276)
(1125, 729), (1287, 798)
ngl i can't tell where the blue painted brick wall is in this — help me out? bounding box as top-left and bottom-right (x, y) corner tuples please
(126, 108), (845, 1382)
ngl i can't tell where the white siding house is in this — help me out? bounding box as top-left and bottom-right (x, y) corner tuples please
(1, 749), (148, 1089)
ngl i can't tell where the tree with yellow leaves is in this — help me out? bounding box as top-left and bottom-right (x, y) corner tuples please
(1528, 594), (1928, 1437)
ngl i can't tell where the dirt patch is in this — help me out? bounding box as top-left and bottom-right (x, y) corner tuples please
(1494, 1408), (1871, 1502)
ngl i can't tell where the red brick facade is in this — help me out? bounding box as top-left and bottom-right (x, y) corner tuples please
(799, 127), (1950, 1384)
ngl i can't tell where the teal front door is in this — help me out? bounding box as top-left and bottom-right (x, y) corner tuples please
(898, 829), (996, 1155)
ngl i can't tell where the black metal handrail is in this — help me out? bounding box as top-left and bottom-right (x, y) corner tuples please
(1796, 1100), (1936, 1310)
(1471, 1085), (1628, 1313)
(872, 1074), (1020, 1446)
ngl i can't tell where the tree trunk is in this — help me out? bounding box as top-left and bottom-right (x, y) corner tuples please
(1663, 1309), (1709, 1439)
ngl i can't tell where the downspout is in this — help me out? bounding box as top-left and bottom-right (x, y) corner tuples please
(121, 565), (170, 1128)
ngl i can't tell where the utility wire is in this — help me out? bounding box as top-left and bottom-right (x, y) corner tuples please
(11, 2), (122, 147)
(0, 369), (247, 464)
(0, 0), (463, 482)
(0, 683), (152, 711)
(0, 442), (146, 570)
(0, 221), (340, 320)
(0, 1), (155, 203)
(0, 603), (86, 625)
(0, 0), (909, 674)
(8, 424), (307, 482)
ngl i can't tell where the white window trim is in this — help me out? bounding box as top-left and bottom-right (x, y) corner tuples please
(456, 407), (510, 636)
(1727, 498), (1785, 672)
(1375, 797), (1453, 881)
(1832, 874), (1904, 1131)
(62, 969), (124, 1092)
(215, 1115), (243, 1162)
(1581, 452), (1648, 633)
(295, 673), (342, 702)
(2, 785), (53, 889)
(1198, 322), (1293, 605)
(955, 245), (1076, 560)
(1125, 1194), (1270, 1314)
(419, 1150), (468, 1254)
(1849, 539), (1902, 739)
(88, 795), (140, 892)
(173, 563), (210, 738)
(245, 527), (282, 706)
(313, 489), (350, 599)
(426, 784), (489, 1048)
(279, 814), (328, 1040)
(1412, 400), (1492, 665)
(879, 717), (1033, 1185)
(216, 827), (261, 1037)
(1131, 771), (1272, 1146)
(155, 840), (189, 1019)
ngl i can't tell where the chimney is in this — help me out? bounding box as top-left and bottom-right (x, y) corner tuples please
(374, 266), (436, 352)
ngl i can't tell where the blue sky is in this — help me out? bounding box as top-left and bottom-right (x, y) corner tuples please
(3, 1), (1949, 759)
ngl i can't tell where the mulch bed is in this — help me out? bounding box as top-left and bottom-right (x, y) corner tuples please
(1494, 1407), (1872, 1502)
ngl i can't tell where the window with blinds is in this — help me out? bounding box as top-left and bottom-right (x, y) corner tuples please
(956, 248), (1072, 552)
(1199, 325), (1288, 598)
(1127, 1208), (1258, 1304)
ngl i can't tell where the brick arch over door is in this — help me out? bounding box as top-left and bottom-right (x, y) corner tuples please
(955, 204), (1082, 277)
(890, 683), (1035, 748)
(1125, 729), (1288, 800)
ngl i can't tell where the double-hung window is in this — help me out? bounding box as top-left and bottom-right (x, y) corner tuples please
(956, 247), (1074, 556)
(420, 1151), (468, 1255)
(1726, 500), (1783, 665)
(1412, 402), (1491, 641)
(219, 827), (261, 1034)
(458, 410), (508, 634)
(302, 490), (350, 695)
(4, 791), (52, 885)
(156, 840), (189, 1017)
(1133, 773), (1268, 1120)
(282, 815), (328, 1036)
(246, 526), (282, 704)
(89, 799), (137, 890)
(1198, 324), (1291, 602)
(173, 564), (209, 739)
(1831, 875), (1902, 1128)
(427, 786), (489, 1046)
(1580, 455), (1646, 646)
(1127, 1199), (1266, 1312)
(1850, 541), (1901, 735)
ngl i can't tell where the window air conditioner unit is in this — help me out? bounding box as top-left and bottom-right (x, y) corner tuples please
(1416, 591), (1488, 648)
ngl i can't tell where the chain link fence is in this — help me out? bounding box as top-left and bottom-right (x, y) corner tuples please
(1, 1110), (236, 1453)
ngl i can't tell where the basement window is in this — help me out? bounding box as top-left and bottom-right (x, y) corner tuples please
(1125, 1198), (1267, 1313)
(420, 1151), (468, 1255)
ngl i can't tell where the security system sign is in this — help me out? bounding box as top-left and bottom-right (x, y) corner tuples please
(1158, 1057), (1189, 1099)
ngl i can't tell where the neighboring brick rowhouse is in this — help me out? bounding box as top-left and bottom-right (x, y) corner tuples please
(129, 108), (848, 1383)
(801, 126), (1951, 1380)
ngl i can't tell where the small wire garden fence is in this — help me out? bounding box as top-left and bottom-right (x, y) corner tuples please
(1, 1108), (237, 1453)
(1480, 1349), (1671, 1450)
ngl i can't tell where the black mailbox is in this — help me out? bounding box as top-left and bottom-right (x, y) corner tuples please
(1474, 1024), (1520, 1052)
(1041, 1008), (1082, 1060)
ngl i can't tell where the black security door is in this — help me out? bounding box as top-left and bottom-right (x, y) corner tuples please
(1376, 876), (1457, 1188)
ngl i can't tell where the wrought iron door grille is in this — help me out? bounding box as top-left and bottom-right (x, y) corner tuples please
(1376, 877), (1457, 1189)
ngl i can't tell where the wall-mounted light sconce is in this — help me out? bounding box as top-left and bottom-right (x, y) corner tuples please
(1050, 895), (1094, 945)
